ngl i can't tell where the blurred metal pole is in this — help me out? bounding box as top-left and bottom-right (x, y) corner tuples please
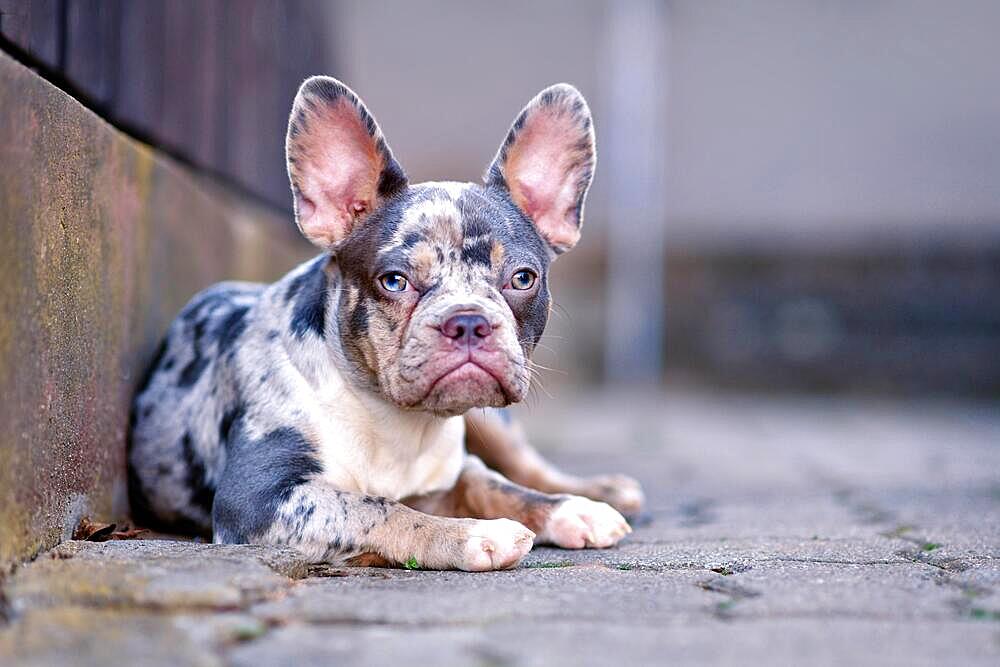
(601, 0), (669, 384)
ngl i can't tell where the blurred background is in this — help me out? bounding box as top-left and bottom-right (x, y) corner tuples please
(4, 0), (998, 396)
(4, 4), (1000, 658)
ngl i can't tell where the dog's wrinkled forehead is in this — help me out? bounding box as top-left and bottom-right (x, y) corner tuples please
(341, 181), (551, 285)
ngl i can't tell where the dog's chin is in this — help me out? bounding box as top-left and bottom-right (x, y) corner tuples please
(414, 362), (512, 417)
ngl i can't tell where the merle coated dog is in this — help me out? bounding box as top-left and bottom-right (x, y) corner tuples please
(128, 77), (644, 570)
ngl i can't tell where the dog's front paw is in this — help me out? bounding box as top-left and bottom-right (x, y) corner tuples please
(460, 518), (535, 571)
(578, 473), (645, 517)
(538, 496), (631, 549)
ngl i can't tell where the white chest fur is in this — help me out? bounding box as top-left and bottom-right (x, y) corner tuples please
(310, 381), (466, 500)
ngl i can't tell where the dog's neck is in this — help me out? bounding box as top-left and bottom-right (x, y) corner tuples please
(307, 369), (466, 499)
(280, 285), (465, 498)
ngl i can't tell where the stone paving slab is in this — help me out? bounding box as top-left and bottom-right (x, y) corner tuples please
(1, 390), (998, 665)
(251, 565), (712, 627)
(226, 618), (1000, 667)
(0, 607), (222, 667)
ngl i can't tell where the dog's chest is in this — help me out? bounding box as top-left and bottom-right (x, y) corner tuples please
(310, 392), (466, 500)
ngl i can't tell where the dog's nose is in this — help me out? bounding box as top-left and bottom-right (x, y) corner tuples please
(441, 313), (492, 342)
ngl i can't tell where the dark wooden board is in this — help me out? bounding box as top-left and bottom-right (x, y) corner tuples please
(1, 0), (335, 211)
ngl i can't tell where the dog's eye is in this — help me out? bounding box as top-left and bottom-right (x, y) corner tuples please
(378, 272), (409, 293)
(509, 269), (537, 291)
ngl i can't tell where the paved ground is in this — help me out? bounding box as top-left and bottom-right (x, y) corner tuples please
(1, 389), (998, 666)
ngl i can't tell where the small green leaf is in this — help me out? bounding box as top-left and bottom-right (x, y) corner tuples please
(231, 620), (267, 642)
(715, 600), (736, 614)
(922, 542), (942, 552)
(404, 556), (420, 570)
(525, 560), (574, 569)
(968, 607), (1000, 622)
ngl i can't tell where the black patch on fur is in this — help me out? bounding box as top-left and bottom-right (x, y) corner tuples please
(377, 161), (408, 199)
(461, 239), (492, 267)
(365, 187), (437, 251)
(126, 449), (155, 531)
(178, 356), (209, 388)
(216, 306), (250, 355)
(174, 284), (265, 388)
(285, 269), (311, 303)
(178, 318), (210, 387)
(462, 215), (491, 239)
(289, 261), (329, 339)
(127, 344), (165, 535)
(517, 277), (550, 350)
(287, 500), (317, 543)
(349, 301), (370, 337)
(361, 495), (390, 518)
(295, 502), (316, 523)
(127, 456), (212, 539)
(218, 404), (245, 448)
(306, 77), (345, 104)
(181, 290), (237, 324)
(135, 339), (167, 395)
(181, 432), (215, 516)
(212, 427), (323, 543)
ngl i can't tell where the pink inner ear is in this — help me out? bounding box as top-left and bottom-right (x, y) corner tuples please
(295, 191), (317, 220)
(506, 109), (586, 250)
(293, 97), (383, 247)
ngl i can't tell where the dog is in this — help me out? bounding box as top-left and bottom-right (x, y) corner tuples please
(128, 77), (644, 570)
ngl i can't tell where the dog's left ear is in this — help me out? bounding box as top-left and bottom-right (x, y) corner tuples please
(485, 84), (596, 254)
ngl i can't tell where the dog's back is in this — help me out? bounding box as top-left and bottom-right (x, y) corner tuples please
(128, 279), (269, 535)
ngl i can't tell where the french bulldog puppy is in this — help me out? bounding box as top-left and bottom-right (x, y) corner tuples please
(128, 77), (644, 570)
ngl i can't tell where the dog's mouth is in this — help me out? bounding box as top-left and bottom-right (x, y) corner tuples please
(409, 355), (516, 415)
(425, 360), (507, 398)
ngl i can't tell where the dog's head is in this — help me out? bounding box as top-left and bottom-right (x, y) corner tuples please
(286, 77), (595, 416)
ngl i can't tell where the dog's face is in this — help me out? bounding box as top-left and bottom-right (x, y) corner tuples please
(286, 78), (595, 416)
(332, 182), (553, 415)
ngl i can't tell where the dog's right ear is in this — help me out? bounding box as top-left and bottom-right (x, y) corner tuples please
(485, 84), (595, 255)
(286, 76), (407, 249)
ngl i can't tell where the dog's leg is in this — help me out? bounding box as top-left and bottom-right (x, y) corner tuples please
(464, 409), (645, 516)
(214, 478), (535, 570)
(212, 430), (534, 570)
(406, 456), (631, 549)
